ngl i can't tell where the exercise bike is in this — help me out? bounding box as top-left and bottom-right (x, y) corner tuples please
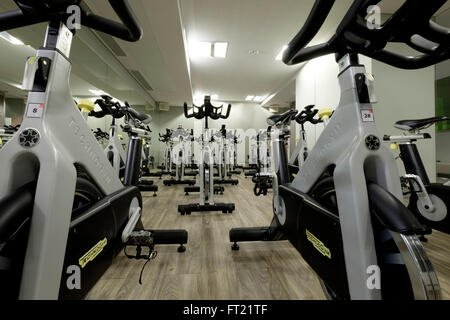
(179, 96), (235, 215)
(244, 135), (259, 178)
(120, 103), (159, 197)
(91, 98), (159, 196)
(0, 0), (186, 300)
(212, 125), (239, 186)
(230, 0), (448, 300)
(251, 127), (274, 196)
(163, 125), (196, 186)
(288, 105), (325, 178)
(384, 116), (450, 234)
(228, 130), (242, 175)
(92, 128), (110, 147)
(90, 95), (130, 178)
(140, 135), (153, 177)
(0, 124), (20, 148)
(158, 128), (174, 175)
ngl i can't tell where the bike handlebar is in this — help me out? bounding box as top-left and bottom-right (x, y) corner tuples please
(0, 0), (142, 42)
(295, 105), (322, 125)
(90, 96), (124, 119)
(184, 98), (232, 121)
(283, 0), (335, 65)
(283, 0), (450, 69)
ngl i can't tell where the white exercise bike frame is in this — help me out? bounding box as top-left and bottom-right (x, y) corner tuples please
(0, 23), (139, 299)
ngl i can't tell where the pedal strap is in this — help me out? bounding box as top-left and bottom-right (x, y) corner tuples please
(139, 251), (157, 285)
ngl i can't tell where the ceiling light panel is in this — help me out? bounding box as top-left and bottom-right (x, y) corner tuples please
(213, 42), (228, 58)
(253, 96), (266, 102)
(189, 41), (228, 59)
(89, 89), (108, 96)
(190, 41), (212, 58)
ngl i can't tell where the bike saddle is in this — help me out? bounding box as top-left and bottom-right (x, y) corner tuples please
(267, 109), (298, 126)
(124, 102), (152, 124)
(394, 116), (448, 131)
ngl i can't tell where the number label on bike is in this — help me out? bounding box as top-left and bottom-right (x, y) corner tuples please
(361, 109), (374, 122)
(26, 103), (44, 118)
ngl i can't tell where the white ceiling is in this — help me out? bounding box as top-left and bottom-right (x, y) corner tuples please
(180, 0), (353, 105)
(180, 0), (450, 107)
(0, 0), (449, 109)
(0, 1), (175, 108)
(84, 0), (193, 107)
(0, 20), (153, 105)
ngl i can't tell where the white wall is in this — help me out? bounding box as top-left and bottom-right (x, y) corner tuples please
(436, 131), (450, 163)
(0, 94), (4, 127)
(295, 54), (371, 151)
(295, 52), (436, 181)
(435, 13), (450, 166)
(436, 11), (450, 80)
(372, 49), (436, 180)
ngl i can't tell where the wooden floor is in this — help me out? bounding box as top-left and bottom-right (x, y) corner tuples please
(87, 172), (450, 300)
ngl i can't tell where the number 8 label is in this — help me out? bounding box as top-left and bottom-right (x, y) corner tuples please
(27, 103), (44, 118)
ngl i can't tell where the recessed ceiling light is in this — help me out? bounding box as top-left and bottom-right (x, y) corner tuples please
(246, 95), (255, 101)
(213, 42), (228, 58)
(275, 45), (288, 61)
(254, 96), (267, 102)
(190, 41), (229, 59)
(190, 41), (212, 58)
(89, 89), (109, 96)
(0, 31), (24, 45)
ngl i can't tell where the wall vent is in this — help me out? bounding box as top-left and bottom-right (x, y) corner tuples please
(159, 102), (170, 111)
(145, 104), (155, 111)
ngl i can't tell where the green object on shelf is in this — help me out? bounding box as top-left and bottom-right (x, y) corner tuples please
(436, 76), (450, 131)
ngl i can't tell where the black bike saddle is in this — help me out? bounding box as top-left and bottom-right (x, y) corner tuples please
(267, 109), (298, 126)
(394, 116), (449, 131)
(124, 101), (152, 124)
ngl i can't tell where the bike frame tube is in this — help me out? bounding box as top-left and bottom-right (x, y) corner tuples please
(272, 54), (403, 299)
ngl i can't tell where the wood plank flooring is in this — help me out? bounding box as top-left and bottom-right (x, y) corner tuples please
(87, 172), (450, 300)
